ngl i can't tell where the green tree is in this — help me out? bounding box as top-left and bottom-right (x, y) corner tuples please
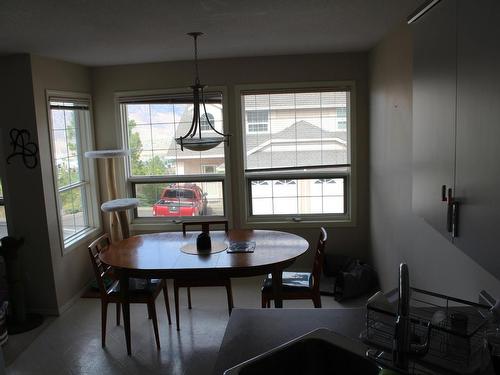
(57, 162), (82, 214)
(137, 156), (168, 206)
(128, 119), (146, 175)
(127, 119), (169, 206)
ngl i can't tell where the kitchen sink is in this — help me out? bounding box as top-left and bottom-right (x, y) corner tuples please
(223, 328), (388, 374)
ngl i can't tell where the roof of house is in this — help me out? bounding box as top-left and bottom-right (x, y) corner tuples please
(168, 119), (348, 168)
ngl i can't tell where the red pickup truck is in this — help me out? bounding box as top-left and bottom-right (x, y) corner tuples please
(152, 184), (207, 217)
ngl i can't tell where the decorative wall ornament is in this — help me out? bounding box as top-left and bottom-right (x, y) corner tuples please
(6, 128), (39, 169)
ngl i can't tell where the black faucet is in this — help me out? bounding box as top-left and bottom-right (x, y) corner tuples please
(393, 263), (431, 371)
(367, 263), (431, 373)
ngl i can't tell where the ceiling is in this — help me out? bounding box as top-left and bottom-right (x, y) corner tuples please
(0, 0), (425, 67)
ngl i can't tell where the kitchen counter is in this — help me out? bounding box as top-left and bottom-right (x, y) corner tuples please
(212, 308), (366, 375)
(213, 308), (496, 375)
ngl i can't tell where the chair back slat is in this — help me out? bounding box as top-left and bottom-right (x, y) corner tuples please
(182, 220), (229, 235)
(88, 234), (113, 296)
(311, 227), (327, 291)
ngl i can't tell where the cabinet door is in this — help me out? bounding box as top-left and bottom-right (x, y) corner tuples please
(412, 0), (457, 239)
(454, 0), (500, 277)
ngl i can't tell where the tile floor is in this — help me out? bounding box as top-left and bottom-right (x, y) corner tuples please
(4, 276), (367, 375)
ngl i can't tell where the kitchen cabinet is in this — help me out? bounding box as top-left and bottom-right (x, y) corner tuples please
(454, 0), (500, 276)
(412, 0), (500, 277)
(411, 0), (457, 240)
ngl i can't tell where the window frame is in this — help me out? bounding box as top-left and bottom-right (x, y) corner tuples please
(46, 91), (101, 253)
(115, 87), (232, 231)
(234, 81), (357, 228)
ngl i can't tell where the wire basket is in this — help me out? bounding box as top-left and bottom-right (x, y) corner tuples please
(361, 288), (491, 374)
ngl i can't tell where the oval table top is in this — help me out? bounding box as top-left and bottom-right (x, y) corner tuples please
(100, 229), (310, 274)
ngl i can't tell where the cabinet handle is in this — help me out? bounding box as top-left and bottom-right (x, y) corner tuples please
(441, 185), (447, 201)
(451, 201), (459, 238)
(446, 188), (453, 233)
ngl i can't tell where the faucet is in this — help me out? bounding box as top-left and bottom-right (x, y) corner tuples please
(367, 263), (431, 373)
(393, 263), (431, 371)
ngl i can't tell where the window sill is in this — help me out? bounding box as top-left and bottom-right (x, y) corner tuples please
(63, 227), (102, 255)
(242, 217), (355, 229)
(130, 216), (227, 233)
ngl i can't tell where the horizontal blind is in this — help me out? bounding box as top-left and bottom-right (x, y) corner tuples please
(118, 91), (222, 105)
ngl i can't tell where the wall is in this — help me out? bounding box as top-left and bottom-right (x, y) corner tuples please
(369, 23), (500, 300)
(0, 55), (58, 313)
(91, 52), (371, 267)
(30, 55), (100, 312)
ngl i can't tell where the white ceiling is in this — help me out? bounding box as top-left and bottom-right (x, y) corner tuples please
(0, 0), (425, 67)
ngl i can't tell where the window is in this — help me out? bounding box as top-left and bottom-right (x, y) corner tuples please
(202, 165), (217, 174)
(119, 90), (227, 219)
(336, 107), (347, 117)
(0, 180), (7, 238)
(246, 110), (269, 133)
(240, 86), (352, 222)
(48, 95), (100, 248)
(200, 113), (215, 131)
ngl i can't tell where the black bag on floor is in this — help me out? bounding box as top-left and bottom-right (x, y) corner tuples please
(333, 259), (378, 301)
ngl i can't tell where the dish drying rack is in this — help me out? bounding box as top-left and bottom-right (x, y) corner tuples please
(361, 287), (491, 374)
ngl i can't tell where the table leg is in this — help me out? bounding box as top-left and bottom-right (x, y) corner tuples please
(272, 268), (283, 308)
(120, 271), (131, 355)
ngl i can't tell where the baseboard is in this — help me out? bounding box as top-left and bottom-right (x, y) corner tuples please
(27, 308), (59, 316)
(57, 280), (93, 315)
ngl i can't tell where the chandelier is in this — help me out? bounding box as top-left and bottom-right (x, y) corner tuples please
(175, 32), (230, 151)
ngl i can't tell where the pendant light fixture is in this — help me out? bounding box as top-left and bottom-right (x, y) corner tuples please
(175, 32), (230, 152)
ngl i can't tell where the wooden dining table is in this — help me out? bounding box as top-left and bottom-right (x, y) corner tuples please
(99, 229), (310, 355)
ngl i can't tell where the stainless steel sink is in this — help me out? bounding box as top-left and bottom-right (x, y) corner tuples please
(223, 328), (387, 374)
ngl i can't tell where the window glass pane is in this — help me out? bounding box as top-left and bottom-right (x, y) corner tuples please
(0, 180), (6, 238)
(123, 94), (225, 177)
(59, 186), (87, 240)
(243, 90), (349, 170)
(249, 178), (344, 215)
(49, 101), (92, 241)
(135, 181), (224, 218)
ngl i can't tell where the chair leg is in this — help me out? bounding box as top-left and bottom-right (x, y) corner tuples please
(101, 301), (108, 348)
(147, 303), (152, 319)
(187, 287), (192, 309)
(149, 301), (161, 350)
(261, 294), (267, 308)
(225, 280), (234, 315)
(162, 281), (172, 325)
(174, 282), (180, 331)
(116, 302), (121, 326)
(312, 293), (322, 308)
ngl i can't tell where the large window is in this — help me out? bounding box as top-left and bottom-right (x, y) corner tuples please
(120, 91), (227, 219)
(48, 95), (100, 248)
(240, 86), (352, 222)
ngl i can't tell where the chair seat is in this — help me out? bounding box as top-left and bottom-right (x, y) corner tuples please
(108, 278), (161, 297)
(262, 272), (313, 293)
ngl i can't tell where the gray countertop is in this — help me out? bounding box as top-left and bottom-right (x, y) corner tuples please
(212, 307), (496, 375)
(212, 308), (367, 375)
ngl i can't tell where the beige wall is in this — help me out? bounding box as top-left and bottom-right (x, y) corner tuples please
(91, 52), (371, 267)
(0, 55), (59, 313)
(30, 55), (101, 312)
(369, 23), (500, 299)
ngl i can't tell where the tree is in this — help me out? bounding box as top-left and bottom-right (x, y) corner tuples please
(128, 119), (146, 175)
(127, 119), (169, 206)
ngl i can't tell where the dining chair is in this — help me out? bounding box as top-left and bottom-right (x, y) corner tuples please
(174, 220), (233, 330)
(261, 227), (327, 308)
(88, 233), (171, 349)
